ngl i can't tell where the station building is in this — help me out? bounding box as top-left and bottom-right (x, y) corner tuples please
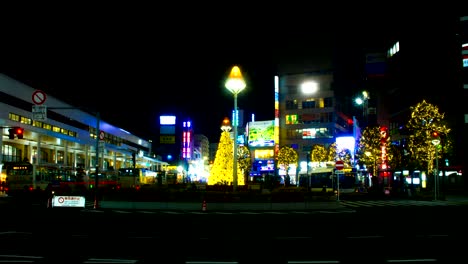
(0, 73), (167, 190)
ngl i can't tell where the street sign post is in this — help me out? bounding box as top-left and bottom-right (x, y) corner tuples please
(335, 170), (344, 201)
(32, 90), (47, 121)
(32, 105), (47, 121)
(335, 160), (344, 201)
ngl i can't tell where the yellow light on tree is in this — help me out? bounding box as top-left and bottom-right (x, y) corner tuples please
(208, 118), (243, 186)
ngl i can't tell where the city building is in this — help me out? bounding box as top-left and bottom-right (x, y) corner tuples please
(460, 15), (468, 183)
(0, 73), (168, 193)
(277, 72), (353, 185)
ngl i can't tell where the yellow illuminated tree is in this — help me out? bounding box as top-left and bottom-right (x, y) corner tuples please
(208, 118), (243, 186)
(311, 144), (327, 163)
(356, 126), (382, 177)
(406, 100), (451, 174)
(277, 145), (298, 186)
(327, 142), (337, 162)
(237, 145), (251, 185)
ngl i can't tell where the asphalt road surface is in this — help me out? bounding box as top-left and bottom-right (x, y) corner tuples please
(1, 199), (467, 263)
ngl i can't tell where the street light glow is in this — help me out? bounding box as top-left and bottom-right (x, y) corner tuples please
(362, 90), (369, 99)
(301, 81), (318, 94)
(225, 66), (246, 94)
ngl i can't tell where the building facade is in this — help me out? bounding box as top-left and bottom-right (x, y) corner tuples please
(0, 74), (167, 192)
(278, 72), (352, 185)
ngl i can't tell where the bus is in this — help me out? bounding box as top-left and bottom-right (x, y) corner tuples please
(3, 162), (97, 196)
(2, 161), (34, 195)
(117, 168), (158, 190)
(299, 167), (357, 191)
(87, 170), (119, 191)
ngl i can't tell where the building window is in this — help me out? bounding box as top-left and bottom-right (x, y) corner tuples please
(285, 115), (300, 125)
(8, 113), (20, 122)
(302, 99), (316, 109)
(301, 128), (333, 139)
(320, 112), (333, 123)
(287, 85), (298, 94)
(286, 100), (298, 110)
(2, 144), (22, 162)
(301, 113), (319, 124)
(286, 129), (303, 139)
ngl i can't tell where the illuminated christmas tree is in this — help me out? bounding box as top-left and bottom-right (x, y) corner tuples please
(208, 118), (243, 186)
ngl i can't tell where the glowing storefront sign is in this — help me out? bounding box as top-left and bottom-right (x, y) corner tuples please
(248, 120), (275, 147)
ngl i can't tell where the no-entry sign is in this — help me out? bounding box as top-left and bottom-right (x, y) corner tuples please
(335, 160), (344, 170)
(32, 90), (47, 105)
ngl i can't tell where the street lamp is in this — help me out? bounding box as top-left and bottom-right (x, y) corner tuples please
(354, 91), (369, 126)
(431, 131), (441, 200)
(225, 66), (246, 192)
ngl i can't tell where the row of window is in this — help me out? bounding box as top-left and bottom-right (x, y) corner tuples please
(9, 112), (77, 137)
(285, 113), (333, 125)
(285, 97), (333, 110)
(9, 112), (124, 147)
(286, 128), (333, 140)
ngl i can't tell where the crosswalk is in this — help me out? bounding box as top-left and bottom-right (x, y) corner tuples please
(81, 208), (357, 215)
(340, 199), (468, 208)
(79, 199), (468, 214)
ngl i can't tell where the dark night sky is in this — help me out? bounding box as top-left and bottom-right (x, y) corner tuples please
(0, 6), (459, 143)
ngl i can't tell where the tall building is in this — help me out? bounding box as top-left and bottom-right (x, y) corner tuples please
(459, 15), (468, 180)
(376, 14), (464, 170)
(189, 133), (210, 182)
(278, 72), (353, 184)
(342, 13), (466, 190)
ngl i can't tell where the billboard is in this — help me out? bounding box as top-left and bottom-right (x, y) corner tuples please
(160, 115), (176, 125)
(160, 135), (175, 144)
(248, 120), (274, 147)
(160, 126), (175, 134)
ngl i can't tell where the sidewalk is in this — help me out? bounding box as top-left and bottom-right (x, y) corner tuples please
(98, 200), (348, 211)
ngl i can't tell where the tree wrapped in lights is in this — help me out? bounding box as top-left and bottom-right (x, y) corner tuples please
(208, 118), (244, 186)
(311, 144), (327, 163)
(327, 142), (338, 162)
(277, 145), (298, 186)
(356, 126), (383, 177)
(406, 100), (451, 174)
(237, 145), (251, 185)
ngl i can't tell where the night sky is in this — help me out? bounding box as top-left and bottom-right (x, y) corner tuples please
(0, 6), (460, 143)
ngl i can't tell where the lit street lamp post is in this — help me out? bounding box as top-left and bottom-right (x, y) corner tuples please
(354, 91), (369, 126)
(431, 134), (441, 201)
(225, 66), (246, 192)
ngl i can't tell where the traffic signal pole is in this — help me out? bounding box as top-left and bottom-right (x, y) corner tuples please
(94, 112), (100, 209)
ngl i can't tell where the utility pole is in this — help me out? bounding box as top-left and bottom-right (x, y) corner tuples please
(94, 112), (100, 209)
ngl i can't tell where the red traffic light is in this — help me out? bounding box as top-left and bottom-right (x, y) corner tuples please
(431, 131), (439, 138)
(15, 127), (24, 139)
(8, 127), (24, 139)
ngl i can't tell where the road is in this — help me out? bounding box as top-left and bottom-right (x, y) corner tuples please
(1, 198), (467, 263)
